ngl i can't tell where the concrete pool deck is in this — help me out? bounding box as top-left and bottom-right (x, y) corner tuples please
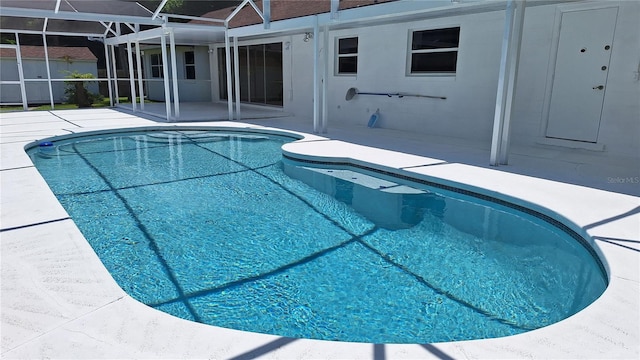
(1, 108), (638, 359)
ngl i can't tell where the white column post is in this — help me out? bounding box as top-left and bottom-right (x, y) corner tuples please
(126, 40), (137, 111)
(160, 33), (172, 120)
(14, 33), (28, 110)
(490, 0), (516, 166)
(330, 0), (339, 20)
(225, 31), (234, 120)
(499, 0), (526, 165)
(42, 34), (55, 109)
(169, 29), (180, 118)
(110, 44), (120, 103)
(263, 0), (271, 29)
(233, 36), (241, 120)
(135, 41), (145, 111)
(104, 42), (114, 107)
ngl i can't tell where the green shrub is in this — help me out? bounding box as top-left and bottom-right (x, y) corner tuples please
(63, 71), (100, 108)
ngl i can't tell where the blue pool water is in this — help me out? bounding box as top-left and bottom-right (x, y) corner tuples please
(28, 129), (607, 344)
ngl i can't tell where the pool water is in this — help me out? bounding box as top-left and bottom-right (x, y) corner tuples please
(28, 129), (607, 344)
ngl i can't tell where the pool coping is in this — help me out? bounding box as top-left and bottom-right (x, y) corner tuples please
(1, 113), (638, 359)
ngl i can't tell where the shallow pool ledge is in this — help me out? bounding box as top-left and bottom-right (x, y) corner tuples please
(282, 136), (640, 359)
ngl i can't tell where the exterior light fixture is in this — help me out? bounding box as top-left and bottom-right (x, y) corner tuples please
(303, 32), (313, 42)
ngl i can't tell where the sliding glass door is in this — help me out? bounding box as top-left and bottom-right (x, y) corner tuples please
(218, 42), (283, 106)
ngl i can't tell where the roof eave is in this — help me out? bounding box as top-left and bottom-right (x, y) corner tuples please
(226, 0), (581, 39)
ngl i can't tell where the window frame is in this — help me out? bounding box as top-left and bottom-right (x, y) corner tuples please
(335, 36), (358, 76)
(150, 53), (163, 78)
(184, 50), (196, 80)
(406, 26), (460, 76)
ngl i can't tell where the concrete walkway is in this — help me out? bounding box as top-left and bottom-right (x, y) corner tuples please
(1, 108), (638, 359)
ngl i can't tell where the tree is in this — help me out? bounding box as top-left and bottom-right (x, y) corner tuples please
(63, 71), (101, 108)
(137, 0), (184, 13)
(161, 0), (184, 12)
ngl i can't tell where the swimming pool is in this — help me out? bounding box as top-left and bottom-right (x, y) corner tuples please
(27, 128), (607, 344)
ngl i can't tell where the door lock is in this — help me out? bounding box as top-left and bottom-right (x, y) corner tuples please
(592, 85), (604, 90)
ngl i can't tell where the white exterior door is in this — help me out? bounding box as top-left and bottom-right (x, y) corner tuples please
(545, 7), (618, 143)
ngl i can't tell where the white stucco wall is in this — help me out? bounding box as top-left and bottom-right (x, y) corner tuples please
(284, 35), (317, 119)
(208, 1), (637, 164)
(275, 0), (639, 163)
(145, 46), (212, 102)
(511, 0), (640, 160)
(239, 11), (506, 139)
(592, 1), (640, 160)
(326, 10), (504, 141)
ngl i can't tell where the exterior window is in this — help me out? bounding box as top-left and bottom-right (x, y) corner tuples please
(185, 51), (196, 79)
(409, 27), (460, 74)
(150, 53), (163, 78)
(336, 37), (358, 75)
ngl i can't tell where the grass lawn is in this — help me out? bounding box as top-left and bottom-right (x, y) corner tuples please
(0, 97), (150, 113)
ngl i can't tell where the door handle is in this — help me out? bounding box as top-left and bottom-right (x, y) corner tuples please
(592, 85), (604, 90)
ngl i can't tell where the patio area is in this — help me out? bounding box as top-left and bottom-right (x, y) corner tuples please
(115, 101), (292, 122)
(1, 107), (638, 359)
(114, 102), (640, 197)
